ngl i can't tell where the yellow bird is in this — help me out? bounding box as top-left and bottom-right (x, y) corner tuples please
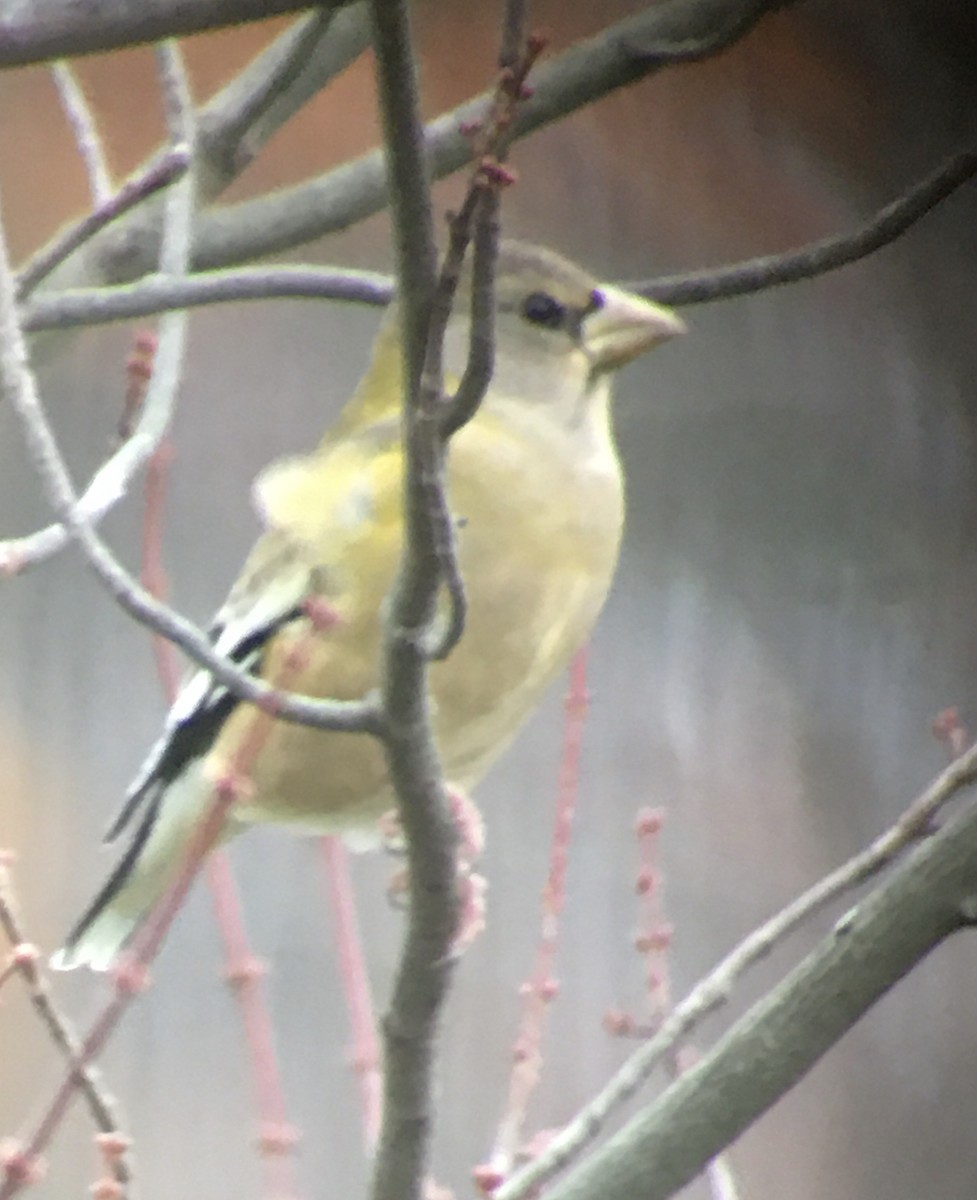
(54, 241), (685, 970)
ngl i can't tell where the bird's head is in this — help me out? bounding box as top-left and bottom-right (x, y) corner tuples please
(337, 240), (685, 440)
(444, 240), (685, 433)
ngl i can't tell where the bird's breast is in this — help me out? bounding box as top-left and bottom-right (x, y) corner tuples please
(228, 406), (624, 830)
(430, 412), (624, 783)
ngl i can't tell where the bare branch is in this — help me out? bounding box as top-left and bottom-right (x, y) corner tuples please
(50, 61), (113, 204)
(639, 150), (977, 306)
(15, 147), (189, 301)
(193, 0), (797, 269)
(421, 27), (542, 663)
(205, 855), (302, 1197)
(0, 67), (377, 737)
(367, 6), (541, 1196)
(20, 265), (392, 334)
(0, 0), (358, 67)
(498, 737), (977, 1200)
(153, 42), (195, 263)
(3, 49), (196, 572)
(486, 649), (588, 1181)
(20, 149), (976, 342)
(0, 860), (130, 1186)
(366, 0), (452, 1196)
(196, 2), (370, 202)
(27, 0), (795, 289)
(23, 5), (369, 316)
(540, 782), (977, 1200)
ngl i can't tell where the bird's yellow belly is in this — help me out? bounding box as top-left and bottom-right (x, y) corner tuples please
(220, 426), (623, 834)
(223, 569), (611, 833)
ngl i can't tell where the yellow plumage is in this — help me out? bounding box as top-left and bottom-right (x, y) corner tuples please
(54, 241), (685, 970)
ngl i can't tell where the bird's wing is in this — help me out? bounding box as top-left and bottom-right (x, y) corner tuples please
(105, 420), (401, 845)
(104, 534), (315, 842)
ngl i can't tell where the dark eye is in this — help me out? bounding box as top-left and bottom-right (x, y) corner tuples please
(521, 291), (567, 329)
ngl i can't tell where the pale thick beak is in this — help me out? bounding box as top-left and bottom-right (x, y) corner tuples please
(583, 283), (687, 371)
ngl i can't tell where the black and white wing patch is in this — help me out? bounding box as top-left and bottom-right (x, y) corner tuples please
(104, 543), (313, 844)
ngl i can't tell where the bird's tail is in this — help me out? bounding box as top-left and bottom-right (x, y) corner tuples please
(52, 767), (212, 972)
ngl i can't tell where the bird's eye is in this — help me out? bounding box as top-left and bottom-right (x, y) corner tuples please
(521, 291), (567, 329)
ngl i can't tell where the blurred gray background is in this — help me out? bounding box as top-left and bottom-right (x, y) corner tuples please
(1, 1), (977, 1197)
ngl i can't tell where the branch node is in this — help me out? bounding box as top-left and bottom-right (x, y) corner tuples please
(256, 1121), (301, 1157)
(0, 1142), (45, 1189)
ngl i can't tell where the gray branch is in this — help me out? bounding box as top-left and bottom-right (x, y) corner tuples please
(639, 150), (977, 306)
(542, 787), (977, 1200)
(0, 0), (357, 67)
(0, 150), (379, 734)
(23, 4), (369, 312)
(498, 738), (977, 1200)
(20, 266), (392, 333)
(5, 7), (373, 570)
(24, 0), (797, 300)
(365, 0), (459, 1198)
(191, 0), (799, 269)
(194, 2), (370, 203)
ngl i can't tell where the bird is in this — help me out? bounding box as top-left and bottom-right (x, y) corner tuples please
(53, 240), (686, 971)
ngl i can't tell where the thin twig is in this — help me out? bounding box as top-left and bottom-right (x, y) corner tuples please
(496, 736), (977, 1200)
(188, 0), (796, 271)
(198, 3), (369, 199)
(485, 648), (588, 1183)
(0, 621), (324, 1200)
(0, 860), (131, 1187)
(436, 24), (544, 440)
(21, 1), (368, 312)
(207, 855), (303, 1197)
(423, 28), (542, 662)
(367, 6), (543, 1198)
(50, 61), (112, 204)
(20, 266), (392, 334)
(627, 810), (742, 1200)
(83, 39), (198, 542)
(366, 1), (452, 1198)
(637, 151), (977, 306)
(320, 836), (383, 1152)
(15, 147), (189, 301)
(137, 397), (303, 1197)
(0, 79), (377, 737)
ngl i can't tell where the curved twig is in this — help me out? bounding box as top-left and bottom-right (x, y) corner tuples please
(639, 151), (977, 306)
